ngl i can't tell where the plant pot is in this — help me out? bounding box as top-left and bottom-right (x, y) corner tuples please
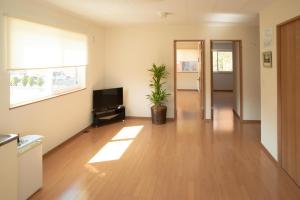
(151, 105), (167, 124)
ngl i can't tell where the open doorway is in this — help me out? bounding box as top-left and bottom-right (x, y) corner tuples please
(174, 40), (205, 120)
(210, 40), (243, 121)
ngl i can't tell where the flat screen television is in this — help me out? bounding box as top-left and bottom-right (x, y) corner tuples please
(93, 88), (123, 110)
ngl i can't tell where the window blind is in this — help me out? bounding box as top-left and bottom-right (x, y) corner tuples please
(5, 17), (88, 70)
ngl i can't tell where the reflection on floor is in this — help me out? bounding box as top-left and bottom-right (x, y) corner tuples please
(213, 91), (234, 133)
(176, 90), (202, 120)
(213, 91), (234, 112)
(30, 91), (300, 200)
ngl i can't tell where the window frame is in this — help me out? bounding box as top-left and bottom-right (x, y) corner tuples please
(212, 49), (233, 73)
(9, 87), (86, 110)
(9, 66), (87, 109)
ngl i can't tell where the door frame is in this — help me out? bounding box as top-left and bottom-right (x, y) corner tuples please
(210, 40), (243, 120)
(277, 15), (300, 166)
(173, 40), (206, 119)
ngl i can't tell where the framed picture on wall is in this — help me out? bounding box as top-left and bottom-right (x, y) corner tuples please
(263, 51), (272, 68)
(263, 28), (273, 49)
(177, 61), (198, 72)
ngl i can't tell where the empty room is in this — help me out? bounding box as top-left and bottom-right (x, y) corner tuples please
(0, 0), (300, 199)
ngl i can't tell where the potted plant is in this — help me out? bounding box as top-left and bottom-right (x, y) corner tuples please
(147, 64), (170, 124)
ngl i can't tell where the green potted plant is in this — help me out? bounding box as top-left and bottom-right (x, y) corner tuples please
(147, 64), (170, 124)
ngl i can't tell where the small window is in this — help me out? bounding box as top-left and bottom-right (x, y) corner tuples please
(213, 50), (233, 72)
(6, 17), (88, 108)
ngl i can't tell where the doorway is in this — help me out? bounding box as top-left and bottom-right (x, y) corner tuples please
(210, 40), (243, 121)
(174, 40), (205, 120)
(277, 15), (300, 187)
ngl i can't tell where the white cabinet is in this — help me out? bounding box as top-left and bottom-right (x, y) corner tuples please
(18, 135), (43, 200)
(0, 140), (18, 200)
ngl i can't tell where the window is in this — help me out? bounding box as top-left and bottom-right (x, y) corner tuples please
(6, 17), (88, 108)
(213, 50), (233, 72)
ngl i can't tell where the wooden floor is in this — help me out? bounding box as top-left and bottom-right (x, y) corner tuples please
(31, 91), (300, 200)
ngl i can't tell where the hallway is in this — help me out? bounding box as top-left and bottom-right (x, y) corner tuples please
(31, 91), (300, 200)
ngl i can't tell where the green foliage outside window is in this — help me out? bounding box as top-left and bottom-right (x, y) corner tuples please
(10, 75), (45, 87)
(213, 51), (233, 72)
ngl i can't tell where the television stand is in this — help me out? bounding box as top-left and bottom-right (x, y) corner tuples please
(92, 106), (125, 127)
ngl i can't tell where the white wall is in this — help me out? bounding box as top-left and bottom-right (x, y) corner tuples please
(104, 24), (260, 120)
(259, 0), (300, 160)
(177, 73), (198, 90)
(213, 73), (233, 91)
(0, 0), (105, 154)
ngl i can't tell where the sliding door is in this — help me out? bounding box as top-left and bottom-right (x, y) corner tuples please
(279, 16), (300, 186)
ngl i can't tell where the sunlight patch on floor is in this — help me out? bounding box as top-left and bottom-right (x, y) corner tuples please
(87, 125), (144, 163)
(112, 125), (143, 141)
(88, 140), (133, 163)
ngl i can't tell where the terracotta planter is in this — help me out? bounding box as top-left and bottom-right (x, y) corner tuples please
(151, 105), (167, 124)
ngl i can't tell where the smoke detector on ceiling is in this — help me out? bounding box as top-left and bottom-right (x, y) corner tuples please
(157, 11), (172, 19)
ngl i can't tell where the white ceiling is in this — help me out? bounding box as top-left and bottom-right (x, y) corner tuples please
(41, 0), (274, 26)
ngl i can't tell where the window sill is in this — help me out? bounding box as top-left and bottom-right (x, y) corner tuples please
(9, 87), (86, 110)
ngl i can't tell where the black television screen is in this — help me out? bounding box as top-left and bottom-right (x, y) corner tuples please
(93, 88), (123, 110)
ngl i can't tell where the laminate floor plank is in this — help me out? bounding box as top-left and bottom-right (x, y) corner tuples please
(30, 91), (300, 200)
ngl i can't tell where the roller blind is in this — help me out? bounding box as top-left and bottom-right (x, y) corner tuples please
(6, 17), (88, 70)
